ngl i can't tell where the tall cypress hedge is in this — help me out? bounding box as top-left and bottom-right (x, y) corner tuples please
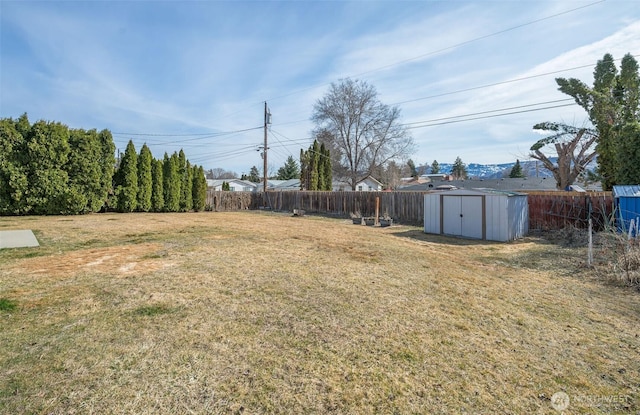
(0, 114), (207, 215)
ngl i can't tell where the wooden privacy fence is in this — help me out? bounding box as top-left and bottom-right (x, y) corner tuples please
(206, 189), (615, 230)
(525, 191), (613, 231)
(264, 191), (427, 226)
(206, 190), (427, 226)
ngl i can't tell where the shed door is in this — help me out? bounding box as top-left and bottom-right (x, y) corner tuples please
(442, 196), (483, 239)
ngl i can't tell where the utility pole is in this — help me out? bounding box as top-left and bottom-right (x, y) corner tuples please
(263, 102), (271, 192)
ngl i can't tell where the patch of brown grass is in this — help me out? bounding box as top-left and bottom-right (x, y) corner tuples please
(0, 212), (638, 414)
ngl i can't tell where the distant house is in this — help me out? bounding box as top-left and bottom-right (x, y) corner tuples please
(268, 179), (301, 191)
(206, 179), (257, 192)
(332, 176), (383, 191)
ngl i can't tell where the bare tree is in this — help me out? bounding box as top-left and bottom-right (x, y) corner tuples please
(529, 122), (598, 190)
(209, 167), (238, 179)
(311, 79), (415, 190)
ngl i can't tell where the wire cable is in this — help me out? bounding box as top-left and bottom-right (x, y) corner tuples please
(403, 99), (574, 126)
(406, 103), (577, 129)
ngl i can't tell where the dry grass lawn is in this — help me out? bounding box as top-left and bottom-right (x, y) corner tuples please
(1, 211), (638, 414)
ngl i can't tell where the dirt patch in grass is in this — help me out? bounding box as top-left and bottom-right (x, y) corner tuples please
(0, 212), (638, 414)
(5, 243), (169, 278)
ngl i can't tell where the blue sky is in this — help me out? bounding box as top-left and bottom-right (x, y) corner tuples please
(1, 0), (639, 176)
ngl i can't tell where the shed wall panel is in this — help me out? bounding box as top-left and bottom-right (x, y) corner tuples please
(424, 194), (441, 234)
(484, 195), (505, 241)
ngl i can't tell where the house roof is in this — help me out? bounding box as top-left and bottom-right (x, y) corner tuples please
(268, 179), (300, 190)
(206, 179), (257, 188)
(333, 176), (383, 186)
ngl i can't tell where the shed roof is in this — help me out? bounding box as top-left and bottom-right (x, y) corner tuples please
(613, 185), (640, 198)
(437, 188), (527, 197)
(399, 177), (558, 192)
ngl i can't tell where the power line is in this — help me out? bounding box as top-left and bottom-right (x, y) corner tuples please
(112, 126), (262, 142)
(403, 99), (574, 126)
(406, 103), (577, 130)
(273, 54), (640, 128)
(392, 54), (640, 107)
(188, 146), (258, 163)
(393, 67), (594, 106)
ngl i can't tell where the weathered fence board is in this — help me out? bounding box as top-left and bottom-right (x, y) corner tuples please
(206, 189), (615, 230)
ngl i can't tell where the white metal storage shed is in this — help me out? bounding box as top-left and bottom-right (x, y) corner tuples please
(424, 188), (529, 242)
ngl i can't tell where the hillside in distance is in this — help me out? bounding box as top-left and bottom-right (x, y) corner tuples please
(432, 157), (598, 179)
(435, 159), (552, 179)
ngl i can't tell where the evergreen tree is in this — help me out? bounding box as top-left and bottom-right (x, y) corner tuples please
(177, 150), (190, 211)
(163, 152), (180, 212)
(299, 140), (332, 190)
(25, 119), (72, 214)
(0, 117), (29, 214)
(248, 166), (261, 183)
(0, 115), (116, 215)
(509, 159), (525, 178)
(192, 165), (207, 211)
(276, 156), (300, 180)
(618, 54), (640, 123)
(320, 142), (332, 190)
(317, 144), (326, 189)
(115, 140), (138, 212)
(66, 128), (102, 213)
(222, 181), (230, 191)
(430, 160), (440, 174)
(451, 156), (468, 179)
(556, 53), (640, 189)
(616, 121), (640, 184)
(137, 143), (153, 212)
(98, 129), (116, 211)
(614, 55), (640, 183)
(15, 112), (31, 138)
(180, 160), (193, 211)
(309, 140), (320, 190)
(151, 158), (164, 212)
(300, 149), (309, 190)
(407, 159), (418, 177)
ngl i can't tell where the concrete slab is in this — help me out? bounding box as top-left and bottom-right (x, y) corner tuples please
(0, 230), (40, 249)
